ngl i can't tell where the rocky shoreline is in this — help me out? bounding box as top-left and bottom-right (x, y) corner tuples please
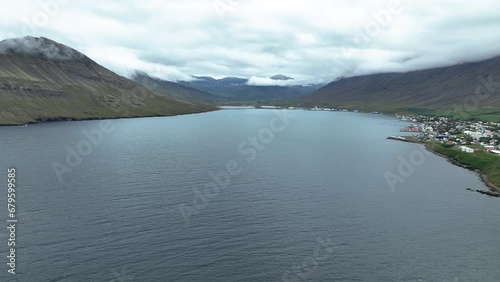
(466, 188), (500, 198)
(0, 109), (217, 127)
(425, 143), (500, 194)
(388, 137), (500, 196)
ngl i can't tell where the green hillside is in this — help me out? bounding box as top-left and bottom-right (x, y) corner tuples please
(0, 37), (214, 125)
(299, 56), (500, 121)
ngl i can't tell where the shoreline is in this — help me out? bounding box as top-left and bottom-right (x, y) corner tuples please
(388, 137), (500, 194)
(0, 108), (218, 127)
(423, 143), (500, 193)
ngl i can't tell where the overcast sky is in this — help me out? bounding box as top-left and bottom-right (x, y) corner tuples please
(1, 0), (500, 85)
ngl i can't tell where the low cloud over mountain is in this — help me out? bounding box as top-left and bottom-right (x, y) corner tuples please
(2, 1), (500, 84)
(0, 36), (83, 61)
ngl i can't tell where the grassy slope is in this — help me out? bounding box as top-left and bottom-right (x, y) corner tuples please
(0, 53), (213, 125)
(299, 56), (500, 122)
(132, 72), (227, 104)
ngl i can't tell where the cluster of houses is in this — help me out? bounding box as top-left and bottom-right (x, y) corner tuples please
(398, 115), (500, 155)
(308, 106), (353, 112)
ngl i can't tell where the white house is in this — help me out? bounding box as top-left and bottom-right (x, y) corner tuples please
(459, 146), (475, 153)
(489, 149), (500, 155)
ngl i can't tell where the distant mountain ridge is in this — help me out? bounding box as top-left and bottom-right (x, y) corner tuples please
(178, 75), (322, 102)
(132, 71), (226, 103)
(271, 74), (293, 80)
(300, 55), (500, 121)
(0, 36), (213, 125)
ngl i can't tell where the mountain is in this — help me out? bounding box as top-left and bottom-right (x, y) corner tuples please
(271, 74), (293, 80)
(217, 77), (248, 85)
(193, 76), (217, 82)
(179, 76), (322, 102)
(300, 56), (500, 121)
(0, 36), (213, 125)
(132, 71), (226, 104)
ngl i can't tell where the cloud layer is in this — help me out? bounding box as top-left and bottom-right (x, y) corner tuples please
(0, 36), (82, 60)
(1, 0), (500, 85)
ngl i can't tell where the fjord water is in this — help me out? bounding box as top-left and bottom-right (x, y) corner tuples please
(1, 109), (499, 281)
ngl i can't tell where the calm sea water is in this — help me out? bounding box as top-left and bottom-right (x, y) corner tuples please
(0, 109), (499, 281)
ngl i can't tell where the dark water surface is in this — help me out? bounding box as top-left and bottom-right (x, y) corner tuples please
(0, 109), (499, 281)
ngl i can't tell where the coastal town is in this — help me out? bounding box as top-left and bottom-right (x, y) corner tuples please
(392, 115), (500, 155)
(258, 105), (500, 158)
(387, 115), (500, 196)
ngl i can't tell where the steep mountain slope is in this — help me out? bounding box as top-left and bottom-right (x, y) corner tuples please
(0, 36), (213, 125)
(132, 71), (226, 103)
(300, 56), (500, 120)
(179, 76), (323, 102)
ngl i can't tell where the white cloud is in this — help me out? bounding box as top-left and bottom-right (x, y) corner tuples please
(247, 76), (292, 86)
(246, 75), (321, 86)
(1, 0), (500, 84)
